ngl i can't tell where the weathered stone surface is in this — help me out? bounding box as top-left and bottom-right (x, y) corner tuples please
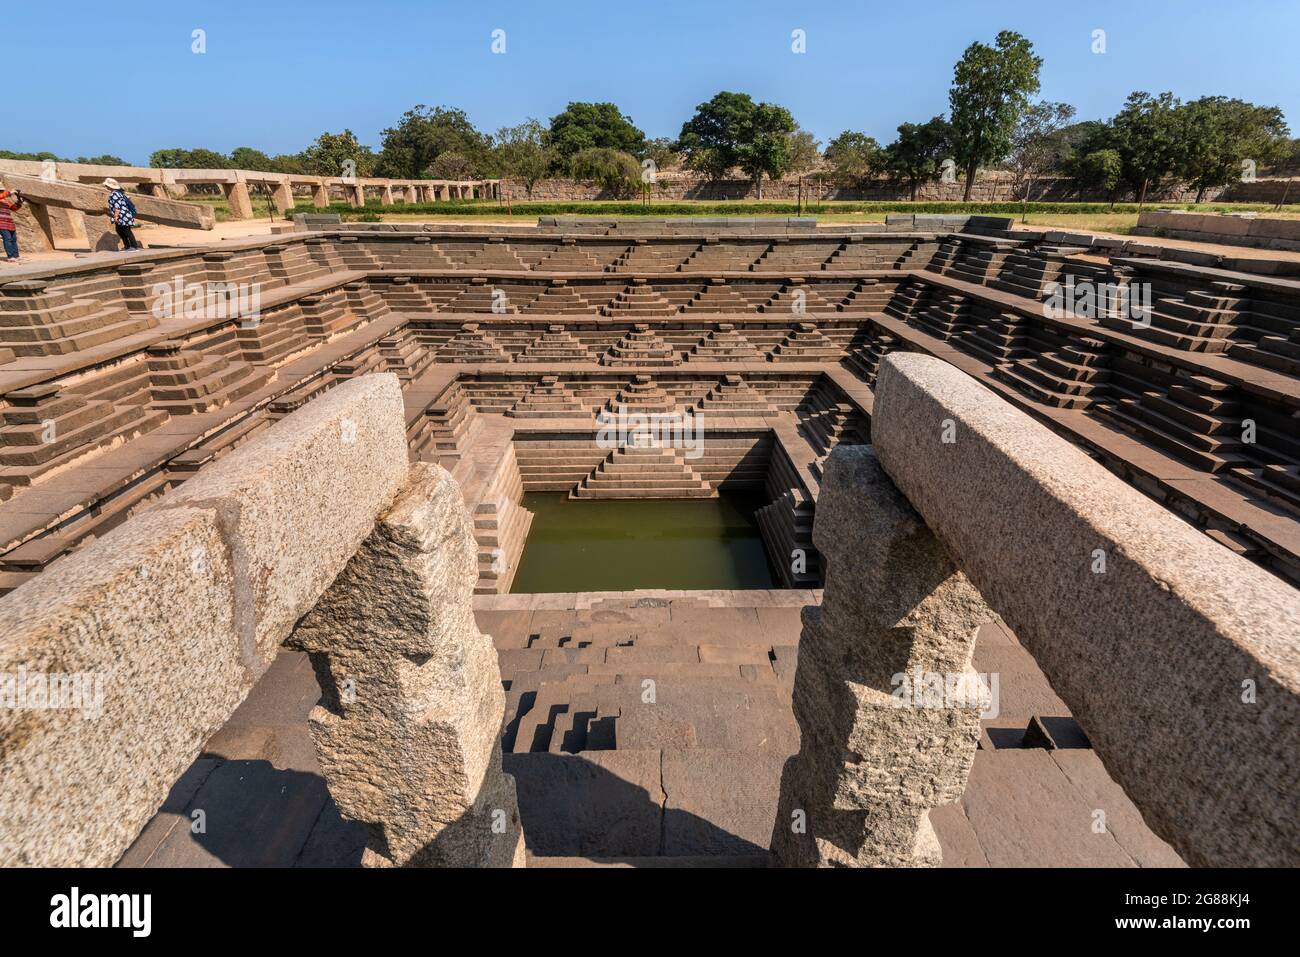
(771, 444), (995, 867)
(871, 352), (1300, 867)
(163, 373), (409, 665)
(0, 373), (409, 867)
(0, 506), (241, 867)
(1, 171), (214, 230)
(289, 462), (525, 867)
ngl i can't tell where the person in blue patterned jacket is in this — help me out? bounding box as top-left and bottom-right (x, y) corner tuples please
(103, 178), (144, 251)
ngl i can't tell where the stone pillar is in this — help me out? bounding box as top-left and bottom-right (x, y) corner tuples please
(380, 184), (395, 206)
(438, 185), (450, 201)
(311, 182), (330, 208)
(223, 181), (254, 220)
(771, 445), (995, 868)
(81, 212), (120, 252)
(351, 182), (366, 207)
(406, 185), (420, 204)
(287, 462), (527, 868)
(272, 181), (295, 214)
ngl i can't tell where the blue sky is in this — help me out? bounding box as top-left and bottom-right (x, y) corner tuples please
(9, 0), (1298, 163)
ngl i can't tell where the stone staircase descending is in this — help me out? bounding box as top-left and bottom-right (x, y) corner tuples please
(755, 489), (819, 587)
(492, 597), (801, 863)
(1096, 374), (1249, 474)
(601, 280), (678, 318)
(768, 322), (841, 362)
(687, 323), (764, 362)
(144, 340), (272, 415)
(519, 280), (592, 315)
(518, 324), (590, 362)
(601, 324), (680, 366)
(507, 376), (589, 419)
(995, 337), (1113, 410)
(1101, 282), (1251, 353)
(572, 444), (715, 499)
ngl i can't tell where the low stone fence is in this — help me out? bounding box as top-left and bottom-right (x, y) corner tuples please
(0, 158), (502, 226)
(867, 353), (1300, 867)
(0, 171), (214, 254)
(0, 375), (409, 866)
(1134, 209), (1300, 251)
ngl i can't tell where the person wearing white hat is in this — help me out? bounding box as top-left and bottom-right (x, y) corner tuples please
(104, 179), (143, 251)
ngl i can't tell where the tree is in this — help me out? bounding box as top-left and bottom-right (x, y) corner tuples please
(823, 131), (880, 185)
(297, 130), (376, 177)
(1176, 96), (1290, 202)
(643, 137), (681, 171)
(1074, 148), (1123, 207)
(785, 129), (823, 176)
(567, 148), (642, 198)
(880, 117), (950, 200)
(677, 91), (797, 198)
(74, 154), (129, 166)
(546, 102), (646, 161)
(1108, 91), (1185, 208)
(148, 148), (232, 169)
(947, 31), (1043, 201)
(1007, 101), (1076, 220)
(377, 106), (491, 179)
(229, 146), (276, 171)
(493, 119), (555, 198)
(425, 152), (477, 181)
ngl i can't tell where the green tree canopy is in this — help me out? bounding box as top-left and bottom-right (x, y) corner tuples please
(298, 130), (376, 177)
(1107, 91), (1186, 206)
(1073, 148), (1124, 205)
(1177, 96), (1290, 202)
(785, 129), (823, 176)
(229, 146), (276, 171)
(567, 147), (642, 198)
(547, 102), (646, 161)
(377, 106), (491, 179)
(678, 91), (797, 198)
(493, 119), (556, 198)
(148, 147), (232, 169)
(880, 117), (951, 200)
(823, 131), (881, 185)
(1007, 101), (1077, 216)
(947, 30), (1043, 200)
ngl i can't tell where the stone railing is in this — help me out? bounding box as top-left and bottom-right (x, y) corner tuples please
(777, 352), (1298, 867)
(0, 375), (410, 866)
(0, 158), (502, 223)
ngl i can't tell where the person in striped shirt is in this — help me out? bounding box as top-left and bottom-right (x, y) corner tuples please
(0, 180), (23, 262)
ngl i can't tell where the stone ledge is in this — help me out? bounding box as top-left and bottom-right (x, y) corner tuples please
(0, 373), (409, 866)
(871, 352), (1300, 867)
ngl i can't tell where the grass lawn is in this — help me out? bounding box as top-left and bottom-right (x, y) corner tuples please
(155, 193), (1300, 233)
(290, 197), (1300, 232)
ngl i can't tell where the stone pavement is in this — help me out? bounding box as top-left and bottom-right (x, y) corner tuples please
(119, 590), (1182, 867)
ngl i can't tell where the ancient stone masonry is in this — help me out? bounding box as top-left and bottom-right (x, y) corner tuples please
(287, 462), (525, 867)
(771, 444), (996, 867)
(871, 353), (1300, 867)
(0, 374), (408, 867)
(4, 217), (1295, 869)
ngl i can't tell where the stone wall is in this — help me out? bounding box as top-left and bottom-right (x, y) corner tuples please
(870, 353), (1300, 867)
(502, 170), (1207, 204)
(0, 374), (409, 866)
(1133, 209), (1300, 251)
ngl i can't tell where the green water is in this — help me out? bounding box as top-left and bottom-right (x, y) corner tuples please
(510, 491), (777, 593)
